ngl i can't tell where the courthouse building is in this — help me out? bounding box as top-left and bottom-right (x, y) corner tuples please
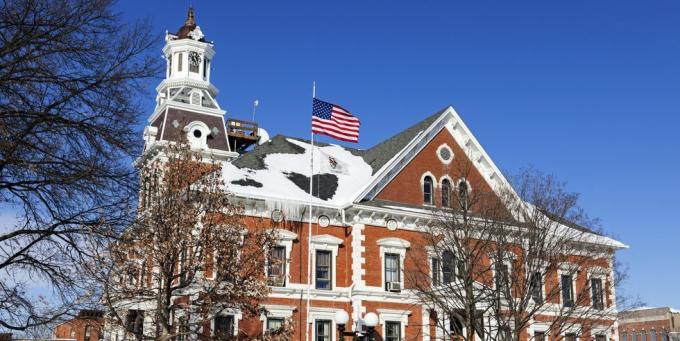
(116, 7), (628, 341)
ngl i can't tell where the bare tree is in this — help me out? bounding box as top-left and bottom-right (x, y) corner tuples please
(408, 163), (629, 341)
(0, 0), (160, 333)
(98, 142), (286, 341)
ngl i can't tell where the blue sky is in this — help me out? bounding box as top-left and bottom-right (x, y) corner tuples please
(118, 1), (680, 307)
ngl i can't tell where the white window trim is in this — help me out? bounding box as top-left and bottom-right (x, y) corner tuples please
(436, 144), (454, 164)
(592, 326), (609, 341)
(308, 307), (342, 341)
(558, 263), (579, 307)
(183, 120), (210, 149)
(491, 251), (516, 291)
(310, 234), (343, 290)
(378, 309), (410, 340)
(260, 304), (295, 332)
(562, 324), (582, 341)
(210, 310), (243, 337)
(267, 229), (297, 287)
(439, 175), (454, 207)
(421, 171), (437, 206)
(457, 177), (472, 193)
(378, 238), (410, 290)
(587, 267), (607, 310)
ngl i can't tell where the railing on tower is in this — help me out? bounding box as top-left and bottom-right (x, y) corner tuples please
(226, 118), (259, 152)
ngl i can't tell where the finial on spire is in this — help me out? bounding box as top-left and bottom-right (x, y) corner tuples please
(185, 6), (195, 26)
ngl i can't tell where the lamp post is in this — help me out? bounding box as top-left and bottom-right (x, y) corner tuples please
(334, 310), (379, 341)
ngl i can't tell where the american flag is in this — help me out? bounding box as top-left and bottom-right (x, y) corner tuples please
(311, 98), (360, 143)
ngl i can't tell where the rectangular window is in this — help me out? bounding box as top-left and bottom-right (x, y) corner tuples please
(268, 246), (286, 286)
(442, 251), (455, 283)
(214, 315), (234, 336)
(561, 274), (574, 307)
(596, 335), (607, 341)
(178, 53), (183, 72)
(203, 57), (210, 78)
(642, 331), (647, 341)
(651, 330), (657, 341)
(662, 331), (668, 341)
(592, 278), (604, 310)
(499, 327), (511, 341)
(315, 320), (332, 341)
(125, 310), (144, 336)
(315, 250), (332, 290)
(633, 332), (638, 341)
(431, 257), (440, 286)
(267, 317), (284, 332)
(384, 253), (400, 290)
(530, 272), (543, 303)
(565, 333), (578, 341)
(535, 331), (546, 341)
(496, 262), (510, 294)
(168, 54), (172, 76)
(385, 321), (401, 341)
(623, 333), (628, 341)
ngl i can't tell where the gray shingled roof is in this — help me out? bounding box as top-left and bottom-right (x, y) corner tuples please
(229, 106), (450, 174)
(360, 106), (449, 174)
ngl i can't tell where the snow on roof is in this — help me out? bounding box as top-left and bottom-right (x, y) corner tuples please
(223, 136), (373, 207)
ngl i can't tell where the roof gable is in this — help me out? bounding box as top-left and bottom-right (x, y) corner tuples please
(355, 106), (514, 204)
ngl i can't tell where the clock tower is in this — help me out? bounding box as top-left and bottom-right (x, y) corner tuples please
(142, 7), (260, 162)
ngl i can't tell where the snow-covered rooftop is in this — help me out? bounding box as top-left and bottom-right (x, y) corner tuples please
(223, 136), (373, 207)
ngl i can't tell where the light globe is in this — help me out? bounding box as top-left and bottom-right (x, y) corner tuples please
(334, 310), (349, 325)
(363, 312), (379, 327)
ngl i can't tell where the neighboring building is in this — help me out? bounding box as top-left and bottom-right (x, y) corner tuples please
(619, 308), (680, 341)
(112, 6), (628, 341)
(53, 309), (104, 341)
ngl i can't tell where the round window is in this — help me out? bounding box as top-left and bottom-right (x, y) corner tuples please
(193, 129), (202, 138)
(439, 147), (451, 160)
(438, 145), (453, 163)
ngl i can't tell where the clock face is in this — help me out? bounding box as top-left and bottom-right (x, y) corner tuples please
(189, 52), (201, 66)
(318, 215), (330, 227)
(271, 209), (284, 223)
(386, 219), (398, 231)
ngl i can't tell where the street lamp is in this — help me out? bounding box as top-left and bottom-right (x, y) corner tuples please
(333, 310), (379, 341)
(364, 312), (379, 340)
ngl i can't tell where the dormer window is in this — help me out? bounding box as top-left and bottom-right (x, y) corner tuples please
(423, 176), (434, 205)
(184, 121), (210, 149)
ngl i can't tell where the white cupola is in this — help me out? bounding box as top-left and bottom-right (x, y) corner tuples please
(156, 7), (220, 111)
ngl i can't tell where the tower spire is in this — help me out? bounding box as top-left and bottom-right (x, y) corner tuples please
(185, 6), (195, 26)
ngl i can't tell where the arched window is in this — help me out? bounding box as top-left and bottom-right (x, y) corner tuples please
(84, 325), (92, 340)
(423, 176), (434, 205)
(458, 180), (469, 209)
(441, 179), (452, 208)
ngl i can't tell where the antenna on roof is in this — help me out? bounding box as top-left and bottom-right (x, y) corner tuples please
(252, 99), (259, 121)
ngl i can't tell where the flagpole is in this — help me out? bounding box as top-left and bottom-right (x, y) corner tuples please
(305, 81), (316, 341)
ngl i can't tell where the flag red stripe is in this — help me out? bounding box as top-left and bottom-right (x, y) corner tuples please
(331, 109), (359, 121)
(312, 119), (359, 135)
(312, 128), (359, 142)
(331, 121), (360, 130)
(331, 115), (360, 127)
(312, 120), (360, 137)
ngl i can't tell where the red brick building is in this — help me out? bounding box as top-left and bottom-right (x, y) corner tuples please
(109, 7), (628, 341)
(619, 308), (680, 341)
(54, 310), (104, 341)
